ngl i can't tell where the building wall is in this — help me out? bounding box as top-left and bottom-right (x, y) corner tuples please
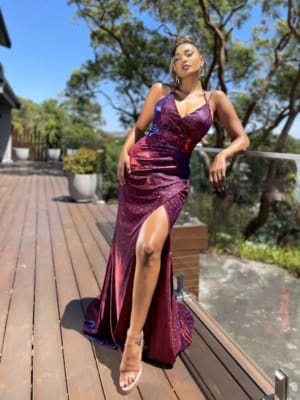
(0, 104), (12, 163)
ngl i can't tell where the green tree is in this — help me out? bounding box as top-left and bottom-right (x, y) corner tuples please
(68, 0), (300, 236)
(67, 0), (170, 126)
(62, 68), (104, 130)
(40, 99), (70, 148)
(12, 97), (42, 133)
(68, 0), (299, 143)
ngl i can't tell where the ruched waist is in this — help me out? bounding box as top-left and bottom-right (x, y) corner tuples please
(129, 136), (191, 180)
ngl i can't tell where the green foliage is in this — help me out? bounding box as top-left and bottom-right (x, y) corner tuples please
(214, 232), (237, 253)
(101, 136), (124, 200)
(41, 99), (69, 148)
(62, 68), (104, 130)
(67, 0), (172, 126)
(185, 144), (300, 276)
(63, 147), (102, 174)
(11, 94), (104, 153)
(68, 0), (299, 143)
(12, 97), (42, 133)
(227, 41), (256, 83)
(237, 241), (300, 275)
(62, 123), (103, 149)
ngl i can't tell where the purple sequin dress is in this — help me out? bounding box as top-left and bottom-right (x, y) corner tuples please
(83, 91), (212, 365)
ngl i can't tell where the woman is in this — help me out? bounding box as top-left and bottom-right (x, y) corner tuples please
(84, 35), (250, 393)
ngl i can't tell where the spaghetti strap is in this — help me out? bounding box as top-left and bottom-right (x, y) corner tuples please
(203, 91), (214, 121)
(204, 90), (213, 103)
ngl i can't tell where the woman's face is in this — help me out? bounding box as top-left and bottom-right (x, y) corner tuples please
(172, 43), (204, 79)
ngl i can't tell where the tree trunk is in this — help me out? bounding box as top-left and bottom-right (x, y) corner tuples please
(243, 189), (272, 239)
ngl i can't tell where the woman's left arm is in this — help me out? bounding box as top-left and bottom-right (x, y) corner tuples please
(209, 90), (250, 191)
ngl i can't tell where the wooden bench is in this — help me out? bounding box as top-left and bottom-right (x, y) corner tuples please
(171, 219), (207, 296)
(98, 204), (286, 400)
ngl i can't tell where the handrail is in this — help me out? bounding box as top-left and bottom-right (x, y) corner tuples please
(196, 146), (300, 161)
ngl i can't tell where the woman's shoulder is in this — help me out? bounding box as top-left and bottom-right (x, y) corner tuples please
(207, 90), (231, 104)
(149, 82), (173, 98)
(147, 82), (172, 104)
(206, 89), (226, 100)
(206, 90), (229, 112)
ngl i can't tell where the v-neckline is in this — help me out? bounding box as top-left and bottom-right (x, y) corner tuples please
(172, 92), (208, 120)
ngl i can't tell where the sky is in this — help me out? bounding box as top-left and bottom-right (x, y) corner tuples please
(0, 1), (299, 139)
(0, 0), (121, 127)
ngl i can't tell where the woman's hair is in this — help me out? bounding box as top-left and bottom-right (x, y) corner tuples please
(169, 35), (201, 85)
(170, 35), (198, 57)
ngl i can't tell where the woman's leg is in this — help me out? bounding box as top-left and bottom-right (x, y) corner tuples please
(119, 205), (169, 390)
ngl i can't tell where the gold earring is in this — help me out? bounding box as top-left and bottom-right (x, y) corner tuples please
(199, 62), (205, 78)
(175, 75), (180, 85)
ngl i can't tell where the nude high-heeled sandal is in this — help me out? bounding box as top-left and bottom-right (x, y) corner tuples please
(119, 331), (144, 393)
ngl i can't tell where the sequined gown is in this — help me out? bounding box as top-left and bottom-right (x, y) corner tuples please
(83, 90), (212, 365)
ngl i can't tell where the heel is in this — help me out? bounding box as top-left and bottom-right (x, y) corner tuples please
(119, 331), (143, 393)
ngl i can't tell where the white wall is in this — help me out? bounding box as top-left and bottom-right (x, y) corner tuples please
(0, 104), (12, 163)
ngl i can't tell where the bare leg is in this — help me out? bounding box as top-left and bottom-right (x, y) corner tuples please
(119, 205), (169, 390)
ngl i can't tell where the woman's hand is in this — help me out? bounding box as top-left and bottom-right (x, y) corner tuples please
(117, 149), (131, 185)
(209, 152), (227, 192)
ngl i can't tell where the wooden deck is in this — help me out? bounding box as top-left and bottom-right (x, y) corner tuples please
(0, 162), (275, 400)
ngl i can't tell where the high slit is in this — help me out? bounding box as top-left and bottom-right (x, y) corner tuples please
(83, 90), (213, 365)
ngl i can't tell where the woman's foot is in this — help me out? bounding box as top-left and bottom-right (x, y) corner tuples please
(119, 331), (143, 393)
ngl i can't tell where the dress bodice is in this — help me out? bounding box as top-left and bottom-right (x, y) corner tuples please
(147, 91), (212, 153)
(129, 91), (213, 180)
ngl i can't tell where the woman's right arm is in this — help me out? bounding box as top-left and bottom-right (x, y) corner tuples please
(117, 82), (169, 185)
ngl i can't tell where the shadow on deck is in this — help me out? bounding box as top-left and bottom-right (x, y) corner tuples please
(0, 162), (280, 400)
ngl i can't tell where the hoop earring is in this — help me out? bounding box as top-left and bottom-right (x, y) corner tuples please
(174, 75), (180, 85)
(199, 62), (205, 78)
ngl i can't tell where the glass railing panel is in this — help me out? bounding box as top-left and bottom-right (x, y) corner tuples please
(184, 148), (300, 400)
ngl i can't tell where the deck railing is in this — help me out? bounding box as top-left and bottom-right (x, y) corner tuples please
(184, 146), (300, 400)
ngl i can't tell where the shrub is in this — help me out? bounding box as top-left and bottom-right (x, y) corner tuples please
(237, 240), (300, 276)
(63, 147), (102, 174)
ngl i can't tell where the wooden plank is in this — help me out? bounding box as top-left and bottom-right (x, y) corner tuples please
(47, 174), (105, 400)
(93, 344), (141, 400)
(97, 221), (115, 247)
(54, 176), (105, 298)
(0, 164), (211, 400)
(32, 174), (68, 400)
(77, 205), (111, 284)
(86, 203), (112, 258)
(172, 252), (200, 296)
(0, 174), (36, 400)
(137, 362), (178, 399)
(165, 357), (207, 400)
(56, 184), (182, 399)
(171, 225), (208, 251)
(56, 201), (101, 299)
(0, 174), (30, 348)
(182, 333), (251, 399)
(0, 173), (22, 253)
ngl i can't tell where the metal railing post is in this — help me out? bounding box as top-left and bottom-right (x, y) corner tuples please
(175, 273), (185, 298)
(261, 369), (288, 400)
(275, 369), (288, 400)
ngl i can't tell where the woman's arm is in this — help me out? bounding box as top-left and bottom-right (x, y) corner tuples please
(118, 82), (169, 185)
(209, 90), (250, 191)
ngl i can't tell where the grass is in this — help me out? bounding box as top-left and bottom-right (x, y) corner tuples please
(237, 241), (300, 277)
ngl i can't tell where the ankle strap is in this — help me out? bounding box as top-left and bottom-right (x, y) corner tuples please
(126, 331), (143, 344)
